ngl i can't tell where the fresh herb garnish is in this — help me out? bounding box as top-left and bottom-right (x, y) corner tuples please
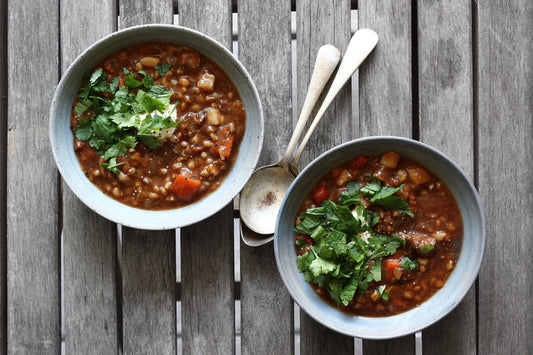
(295, 178), (413, 307)
(401, 257), (418, 270)
(155, 63), (171, 76)
(73, 67), (179, 173)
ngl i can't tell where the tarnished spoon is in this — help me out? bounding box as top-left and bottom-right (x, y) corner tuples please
(239, 44), (340, 246)
(240, 29), (378, 246)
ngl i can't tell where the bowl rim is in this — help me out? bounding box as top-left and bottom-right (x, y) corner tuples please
(274, 135), (486, 339)
(49, 24), (264, 230)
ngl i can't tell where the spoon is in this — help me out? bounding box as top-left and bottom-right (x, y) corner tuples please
(239, 44), (341, 245)
(240, 29), (379, 245)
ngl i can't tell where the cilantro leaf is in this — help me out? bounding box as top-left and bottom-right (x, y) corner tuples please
(378, 285), (389, 301)
(124, 73), (142, 88)
(401, 257), (418, 270)
(155, 63), (171, 76)
(74, 117), (93, 140)
(309, 253), (337, 277)
(339, 181), (360, 206)
(101, 157), (124, 175)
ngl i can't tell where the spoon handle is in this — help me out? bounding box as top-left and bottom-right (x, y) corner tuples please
(280, 44), (341, 165)
(291, 29), (379, 168)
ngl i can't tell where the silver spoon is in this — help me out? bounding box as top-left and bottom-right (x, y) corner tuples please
(240, 29), (379, 245)
(239, 44), (340, 246)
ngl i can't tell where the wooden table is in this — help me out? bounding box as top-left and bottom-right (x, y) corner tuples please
(1, 1), (531, 354)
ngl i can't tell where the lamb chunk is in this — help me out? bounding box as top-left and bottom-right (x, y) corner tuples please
(398, 231), (436, 254)
(178, 50), (200, 69)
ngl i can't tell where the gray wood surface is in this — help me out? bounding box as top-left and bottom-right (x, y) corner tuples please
(1, 0), (532, 354)
(59, 1), (119, 353)
(118, 1), (178, 354)
(296, 0), (355, 353)
(6, 1), (60, 354)
(477, 1), (533, 354)
(358, 1), (415, 353)
(177, 1), (236, 354)
(0, 0), (7, 352)
(238, 0), (295, 354)
(121, 228), (177, 354)
(417, 1), (477, 353)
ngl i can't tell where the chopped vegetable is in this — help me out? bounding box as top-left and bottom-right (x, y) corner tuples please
(171, 174), (202, 201)
(217, 125), (234, 160)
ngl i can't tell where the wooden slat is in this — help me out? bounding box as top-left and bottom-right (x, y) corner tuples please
(6, 1), (60, 353)
(477, 1), (533, 353)
(177, 1), (236, 354)
(358, 0), (412, 139)
(296, 0), (355, 353)
(0, 0), (7, 351)
(59, 1), (119, 353)
(180, 209), (235, 354)
(416, 1), (477, 353)
(238, 0), (294, 354)
(118, 1), (177, 354)
(121, 227), (177, 354)
(358, 1), (415, 353)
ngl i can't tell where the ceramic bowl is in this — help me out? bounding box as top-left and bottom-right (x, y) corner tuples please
(50, 24), (263, 230)
(274, 136), (485, 339)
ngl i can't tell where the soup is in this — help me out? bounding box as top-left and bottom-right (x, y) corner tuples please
(294, 152), (463, 317)
(71, 42), (245, 209)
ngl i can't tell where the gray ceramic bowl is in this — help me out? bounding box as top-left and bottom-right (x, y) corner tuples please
(274, 136), (485, 339)
(50, 24), (263, 230)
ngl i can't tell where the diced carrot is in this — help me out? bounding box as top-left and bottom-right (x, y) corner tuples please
(171, 174), (202, 201)
(312, 184), (328, 205)
(118, 77), (125, 87)
(102, 64), (115, 74)
(383, 258), (402, 281)
(349, 156), (368, 169)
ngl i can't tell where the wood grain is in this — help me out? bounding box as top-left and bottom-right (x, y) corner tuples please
(177, 1), (236, 354)
(477, 1), (533, 354)
(121, 228), (177, 354)
(118, 1), (178, 354)
(6, 1), (60, 353)
(59, 1), (119, 353)
(238, 0), (294, 354)
(358, 0), (414, 352)
(417, 1), (477, 353)
(359, 0), (412, 139)
(296, 0), (355, 353)
(0, 0), (7, 351)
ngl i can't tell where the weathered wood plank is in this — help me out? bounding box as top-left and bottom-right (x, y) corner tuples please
(296, 0), (355, 353)
(238, 0), (294, 354)
(417, 1), (477, 353)
(121, 227), (177, 354)
(180, 209), (235, 355)
(59, 2), (119, 353)
(358, 0), (415, 352)
(359, 0), (412, 139)
(477, 1), (533, 354)
(0, 0), (7, 351)
(6, 1), (60, 353)
(118, 1), (177, 354)
(177, 1), (236, 354)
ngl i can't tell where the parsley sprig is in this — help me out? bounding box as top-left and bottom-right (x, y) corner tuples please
(73, 67), (179, 173)
(295, 180), (413, 306)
